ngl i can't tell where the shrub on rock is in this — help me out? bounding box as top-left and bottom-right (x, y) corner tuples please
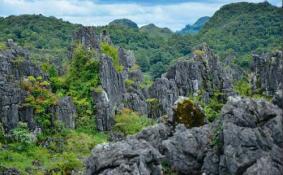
(173, 97), (205, 128)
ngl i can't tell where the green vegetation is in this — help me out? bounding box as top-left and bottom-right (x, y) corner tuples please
(190, 91), (225, 122)
(0, 2), (281, 78)
(0, 43), (105, 174)
(233, 79), (272, 100)
(234, 79), (252, 97)
(0, 15), (80, 67)
(198, 2), (282, 62)
(21, 76), (58, 134)
(113, 108), (155, 135)
(0, 42), (7, 51)
(140, 24), (173, 40)
(161, 160), (178, 175)
(109, 18), (139, 29)
(178, 16), (210, 35)
(211, 123), (223, 149)
(125, 79), (135, 88)
(0, 127), (107, 174)
(100, 42), (123, 72)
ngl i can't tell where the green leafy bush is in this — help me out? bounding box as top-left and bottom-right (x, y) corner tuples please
(100, 42), (123, 72)
(21, 76), (58, 133)
(125, 79), (135, 87)
(234, 79), (252, 97)
(11, 122), (34, 145)
(113, 108), (155, 135)
(65, 44), (100, 130)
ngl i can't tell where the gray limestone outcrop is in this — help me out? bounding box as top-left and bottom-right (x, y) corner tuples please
(251, 51), (283, 96)
(86, 97), (283, 175)
(148, 44), (232, 119)
(55, 96), (77, 129)
(0, 40), (44, 131)
(93, 88), (114, 131)
(85, 138), (163, 175)
(0, 40), (77, 132)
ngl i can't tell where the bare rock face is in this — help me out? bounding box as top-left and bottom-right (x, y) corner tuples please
(148, 44), (232, 119)
(219, 97), (283, 175)
(85, 138), (163, 175)
(56, 96), (77, 129)
(93, 88), (114, 131)
(73, 27), (100, 50)
(162, 124), (212, 175)
(251, 51), (283, 96)
(0, 40), (44, 131)
(272, 90), (283, 109)
(148, 78), (178, 119)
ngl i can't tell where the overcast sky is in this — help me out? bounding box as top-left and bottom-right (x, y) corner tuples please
(0, 0), (281, 31)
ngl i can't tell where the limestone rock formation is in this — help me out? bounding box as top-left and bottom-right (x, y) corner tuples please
(219, 97), (283, 175)
(55, 96), (77, 129)
(85, 138), (163, 175)
(251, 51), (283, 96)
(148, 78), (178, 119)
(0, 40), (78, 132)
(0, 40), (44, 131)
(93, 88), (114, 131)
(162, 124), (212, 175)
(73, 27), (100, 50)
(86, 97), (283, 175)
(272, 90), (283, 109)
(148, 44), (232, 119)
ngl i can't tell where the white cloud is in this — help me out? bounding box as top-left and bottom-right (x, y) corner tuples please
(0, 0), (280, 31)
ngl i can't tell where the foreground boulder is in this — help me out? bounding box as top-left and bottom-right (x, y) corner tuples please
(162, 124), (213, 175)
(218, 97), (283, 175)
(85, 138), (163, 175)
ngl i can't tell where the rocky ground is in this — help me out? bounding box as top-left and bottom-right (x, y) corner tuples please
(85, 96), (283, 175)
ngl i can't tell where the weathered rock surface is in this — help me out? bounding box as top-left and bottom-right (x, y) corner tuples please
(86, 97), (283, 175)
(0, 40), (44, 131)
(162, 124), (212, 175)
(55, 96), (77, 129)
(148, 44), (232, 119)
(0, 40), (77, 132)
(251, 51), (283, 96)
(73, 27), (100, 50)
(148, 78), (178, 118)
(85, 138), (163, 175)
(93, 88), (114, 131)
(272, 90), (283, 109)
(219, 97), (283, 175)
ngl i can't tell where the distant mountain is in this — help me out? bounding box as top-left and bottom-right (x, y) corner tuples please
(178, 16), (210, 35)
(140, 24), (173, 40)
(109, 19), (139, 29)
(198, 2), (283, 60)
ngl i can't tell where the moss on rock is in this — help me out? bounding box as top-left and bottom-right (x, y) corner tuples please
(173, 97), (205, 128)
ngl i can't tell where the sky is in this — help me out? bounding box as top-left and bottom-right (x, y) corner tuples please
(0, 0), (281, 31)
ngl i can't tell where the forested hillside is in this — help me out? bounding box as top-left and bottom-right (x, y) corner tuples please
(197, 2), (283, 66)
(0, 2), (281, 77)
